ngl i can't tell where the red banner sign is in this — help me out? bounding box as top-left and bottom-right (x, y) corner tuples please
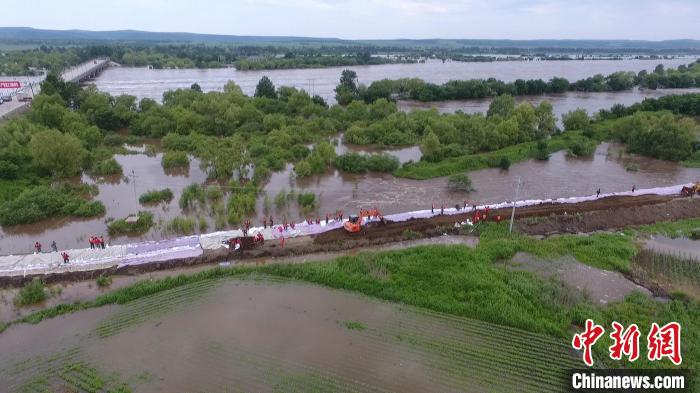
(0, 81), (21, 89)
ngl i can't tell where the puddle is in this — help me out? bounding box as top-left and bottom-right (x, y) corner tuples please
(504, 252), (652, 304)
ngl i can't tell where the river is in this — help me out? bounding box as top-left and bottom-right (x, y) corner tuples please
(91, 58), (695, 104)
(398, 87), (700, 124)
(1, 141), (699, 255)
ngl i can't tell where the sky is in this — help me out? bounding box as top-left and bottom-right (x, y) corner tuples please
(2, 0), (699, 40)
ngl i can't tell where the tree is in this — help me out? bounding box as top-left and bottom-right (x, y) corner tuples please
(29, 130), (87, 177)
(190, 83), (202, 92)
(487, 94), (515, 118)
(534, 101), (557, 137)
(254, 76), (277, 99)
(420, 130), (442, 161)
(335, 69), (358, 105)
(562, 109), (590, 131)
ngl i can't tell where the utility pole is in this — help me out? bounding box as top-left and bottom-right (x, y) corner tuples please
(130, 170), (137, 202)
(509, 176), (521, 233)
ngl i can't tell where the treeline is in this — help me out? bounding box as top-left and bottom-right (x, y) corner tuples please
(357, 61), (700, 102)
(234, 53), (415, 71)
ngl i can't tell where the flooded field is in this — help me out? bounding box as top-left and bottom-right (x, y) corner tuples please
(1, 141), (699, 254)
(92, 58), (695, 103)
(0, 278), (577, 392)
(643, 235), (700, 259)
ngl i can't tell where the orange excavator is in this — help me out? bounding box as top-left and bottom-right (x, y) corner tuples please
(681, 182), (700, 197)
(344, 208), (383, 233)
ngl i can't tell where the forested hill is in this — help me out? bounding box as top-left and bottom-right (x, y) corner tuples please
(2, 27), (700, 51)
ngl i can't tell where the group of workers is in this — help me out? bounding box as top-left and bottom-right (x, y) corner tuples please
(431, 201), (503, 224)
(89, 235), (107, 250)
(33, 240), (71, 264)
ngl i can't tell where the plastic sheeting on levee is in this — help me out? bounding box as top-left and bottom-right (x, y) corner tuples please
(199, 220), (345, 250)
(0, 183), (691, 276)
(0, 245), (128, 274)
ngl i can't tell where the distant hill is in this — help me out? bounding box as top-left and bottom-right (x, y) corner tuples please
(1, 27), (700, 51)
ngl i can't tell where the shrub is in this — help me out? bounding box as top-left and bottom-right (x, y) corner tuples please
(179, 183), (205, 209)
(138, 188), (174, 204)
(166, 217), (197, 234)
(103, 134), (124, 146)
(367, 153), (400, 172)
(498, 156), (511, 170)
(205, 185), (223, 201)
(625, 163), (640, 172)
(161, 151), (189, 169)
(108, 211), (155, 235)
(0, 160), (19, 179)
(0, 186), (105, 226)
(96, 275), (112, 288)
(534, 140), (550, 161)
(447, 174), (475, 192)
(334, 153), (368, 173)
(15, 278), (47, 306)
(562, 109), (590, 131)
(297, 192), (316, 209)
(227, 186), (257, 224)
(293, 159), (312, 177)
(91, 158), (123, 176)
(567, 140), (596, 157)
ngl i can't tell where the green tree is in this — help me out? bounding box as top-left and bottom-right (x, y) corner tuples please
(335, 69), (359, 105)
(254, 76), (278, 99)
(29, 130), (87, 177)
(487, 94), (516, 118)
(420, 130), (442, 161)
(562, 109), (590, 131)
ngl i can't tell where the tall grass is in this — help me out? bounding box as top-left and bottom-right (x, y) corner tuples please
(14, 278), (47, 306)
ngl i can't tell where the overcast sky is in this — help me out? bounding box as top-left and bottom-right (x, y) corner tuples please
(3, 0), (699, 40)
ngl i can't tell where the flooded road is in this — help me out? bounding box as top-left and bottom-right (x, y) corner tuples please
(92, 58), (694, 103)
(0, 278), (576, 392)
(2, 141), (699, 254)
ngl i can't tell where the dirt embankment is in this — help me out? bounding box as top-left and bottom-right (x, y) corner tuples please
(3, 195), (699, 288)
(315, 194), (694, 244)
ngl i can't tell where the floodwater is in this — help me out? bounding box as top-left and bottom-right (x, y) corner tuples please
(504, 252), (652, 304)
(2, 142), (700, 254)
(643, 235), (700, 259)
(398, 87), (700, 125)
(91, 58), (695, 103)
(0, 278), (577, 392)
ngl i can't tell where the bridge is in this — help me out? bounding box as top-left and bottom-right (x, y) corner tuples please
(61, 57), (111, 83)
(0, 58), (111, 120)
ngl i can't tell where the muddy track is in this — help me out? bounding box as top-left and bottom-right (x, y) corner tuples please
(314, 194), (695, 243)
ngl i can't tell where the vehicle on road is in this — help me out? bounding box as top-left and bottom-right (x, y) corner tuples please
(17, 92), (32, 102)
(1, 95), (12, 102)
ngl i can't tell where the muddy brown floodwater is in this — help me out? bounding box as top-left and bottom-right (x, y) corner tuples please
(0, 278), (578, 392)
(1, 141), (699, 254)
(398, 87), (700, 126)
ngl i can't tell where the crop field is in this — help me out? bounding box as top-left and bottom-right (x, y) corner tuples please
(0, 277), (578, 392)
